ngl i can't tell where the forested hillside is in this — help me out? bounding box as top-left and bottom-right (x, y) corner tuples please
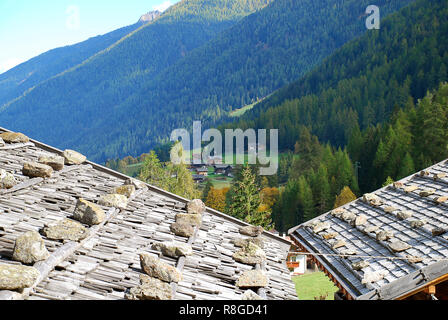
(232, 0), (447, 150)
(273, 82), (448, 232)
(348, 82), (448, 194)
(0, 0), (413, 163)
(136, 0), (414, 122)
(0, 21), (145, 107)
(247, 0), (448, 232)
(273, 133), (359, 232)
(0, 0), (273, 162)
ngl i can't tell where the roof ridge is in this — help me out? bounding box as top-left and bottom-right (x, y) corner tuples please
(0, 127), (291, 246)
(288, 158), (448, 235)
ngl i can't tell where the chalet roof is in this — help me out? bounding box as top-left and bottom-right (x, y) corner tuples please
(0, 127), (296, 300)
(192, 175), (206, 181)
(214, 165), (233, 170)
(289, 159), (448, 300)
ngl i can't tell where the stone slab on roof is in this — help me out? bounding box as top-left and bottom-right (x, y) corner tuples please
(0, 127), (296, 300)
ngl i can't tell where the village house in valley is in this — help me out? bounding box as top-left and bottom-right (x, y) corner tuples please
(0, 127), (297, 300)
(289, 159), (448, 300)
(213, 165), (234, 176)
(195, 166), (209, 177)
(192, 174), (206, 184)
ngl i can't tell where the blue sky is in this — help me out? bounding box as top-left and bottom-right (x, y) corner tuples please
(0, 0), (180, 74)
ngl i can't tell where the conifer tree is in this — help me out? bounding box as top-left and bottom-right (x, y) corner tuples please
(226, 165), (272, 228)
(311, 165), (332, 215)
(139, 145), (200, 199)
(297, 176), (315, 222)
(421, 96), (448, 162)
(139, 151), (169, 188)
(165, 161), (200, 200)
(202, 180), (213, 201)
(397, 152), (415, 179)
(272, 180), (300, 232)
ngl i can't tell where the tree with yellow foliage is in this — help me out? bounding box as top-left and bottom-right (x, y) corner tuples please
(205, 187), (229, 212)
(260, 187), (280, 210)
(334, 186), (357, 208)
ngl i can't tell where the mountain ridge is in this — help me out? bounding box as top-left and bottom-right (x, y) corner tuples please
(0, 22), (143, 107)
(139, 10), (162, 23)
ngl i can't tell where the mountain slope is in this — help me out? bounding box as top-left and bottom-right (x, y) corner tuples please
(0, 0), (272, 161)
(145, 0), (414, 118)
(0, 0), (414, 163)
(228, 0), (447, 150)
(80, 0), (415, 162)
(0, 20), (148, 107)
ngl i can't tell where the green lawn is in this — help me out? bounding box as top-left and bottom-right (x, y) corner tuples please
(229, 95), (271, 117)
(204, 169), (233, 189)
(121, 162), (144, 178)
(208, 176), (232, 189)
(229, 102), (258, 117)
(292, 272), (338, 300)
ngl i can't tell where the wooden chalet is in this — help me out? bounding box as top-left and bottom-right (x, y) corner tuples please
(289, 159), (448, 300)
(195, 166), (209, 176)
(192, 174), (206, 184)
(213, 165), (233, 175)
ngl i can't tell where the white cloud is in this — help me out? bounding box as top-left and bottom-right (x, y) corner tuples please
(66, 5), (81, 31)
(0, 58), (24, 74)
(153, 1), (172, 12)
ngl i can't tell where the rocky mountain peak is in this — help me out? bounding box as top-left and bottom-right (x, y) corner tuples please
(138, 10), (162, 23)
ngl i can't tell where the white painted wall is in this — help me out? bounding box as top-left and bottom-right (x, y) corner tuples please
(291, 254), (306, 275)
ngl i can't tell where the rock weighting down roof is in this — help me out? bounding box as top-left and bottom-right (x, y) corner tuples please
(0, 127), (297, 300)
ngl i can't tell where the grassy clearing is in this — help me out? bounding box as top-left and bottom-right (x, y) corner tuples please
(292, 272), (338, 300)
(120, 162), (143, 178)
(229, 96), (271, 117)
(207, 175), (232, 189)
(229, 102), (257, 117)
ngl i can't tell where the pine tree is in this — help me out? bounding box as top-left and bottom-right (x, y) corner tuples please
(272, 180), (300, 232)
(226, 165), (272, 228)
(202, 180), (213, 201)
(297, 176), (314, 222)
(139, 145), (200, 199)
(397, 152), (415, 179)
(139, 151), (169, 189)
(293, 126), (323, 172)
(311, 165), (332, 215)
(247, 204), (274, 230)
(421, 96), (448, 162)
(347, 124), (363, 163)
(165, 161), (200, 200)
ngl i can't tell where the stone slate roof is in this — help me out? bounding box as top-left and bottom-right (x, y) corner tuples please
(0, 127), (296, 300)
(289, 159), (448, 300)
